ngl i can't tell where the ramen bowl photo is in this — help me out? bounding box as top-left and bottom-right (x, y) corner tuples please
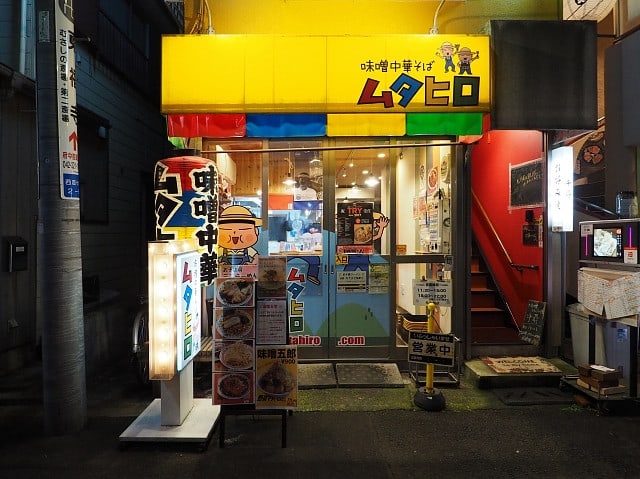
(219, 341), (254, 370)
(217, 373), (250, 399)
(215, 309), (254, 339)
(216, 278), (254, 307)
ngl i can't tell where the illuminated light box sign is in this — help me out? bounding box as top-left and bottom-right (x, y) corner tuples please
(548, 147), (574, 233)
(161, 34), (490, 114)
(148, 239), (201, 381)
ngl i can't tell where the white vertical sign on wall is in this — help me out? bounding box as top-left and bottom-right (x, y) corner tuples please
(548, 146), (573, 232)
(55, 0), (79, 199)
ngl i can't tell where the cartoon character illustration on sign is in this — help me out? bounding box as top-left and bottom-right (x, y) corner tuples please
(435, 41), (459, 73)
(373, 212), (390, 241)
(457, 47), (480, 75)
(218, 205), (262, 265)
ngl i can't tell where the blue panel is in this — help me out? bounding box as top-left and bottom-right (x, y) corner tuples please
(246, 114), (326, 137)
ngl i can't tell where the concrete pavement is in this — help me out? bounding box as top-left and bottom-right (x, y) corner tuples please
(2, 362), (640, 479)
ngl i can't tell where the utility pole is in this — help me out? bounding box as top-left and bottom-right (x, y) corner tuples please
(35, 0), (86, 435)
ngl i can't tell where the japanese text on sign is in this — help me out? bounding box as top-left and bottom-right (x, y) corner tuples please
(55, 3), (79, 200)
(408, 332), (455, 366)
(412, 279), (451, 306)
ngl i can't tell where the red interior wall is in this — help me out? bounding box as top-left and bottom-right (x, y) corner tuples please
(471, 130), (544, 326)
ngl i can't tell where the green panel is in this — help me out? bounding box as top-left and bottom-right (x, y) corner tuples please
(406, 113), (483, 136)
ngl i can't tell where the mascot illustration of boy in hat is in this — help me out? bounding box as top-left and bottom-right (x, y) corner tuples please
(217, 205), (262, 265)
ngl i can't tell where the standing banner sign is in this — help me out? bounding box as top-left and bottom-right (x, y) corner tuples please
(54, 1), (79, 199)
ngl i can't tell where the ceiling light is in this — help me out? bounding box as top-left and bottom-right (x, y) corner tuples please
(283, 172), (296, 185)
(365, 175), (379, 187)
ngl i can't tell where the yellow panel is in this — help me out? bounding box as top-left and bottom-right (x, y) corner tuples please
(162, 35), (247, 112)
(274, 37), (327, 107)
(326, 36), (389, 112)
(327, 114), (405, 136)
(162, 34), (490, 114)
(244, 36), (275, 110)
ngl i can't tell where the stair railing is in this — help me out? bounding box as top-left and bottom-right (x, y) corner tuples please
(471, 190), (519, 332)
(471, 190), (539, 272)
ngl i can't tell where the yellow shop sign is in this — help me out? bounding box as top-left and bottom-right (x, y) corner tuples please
(162, 34), (490, 114)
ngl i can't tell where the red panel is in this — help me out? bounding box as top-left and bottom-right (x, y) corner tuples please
(167, 114), (246, 138)
(268, 194), (293, 210)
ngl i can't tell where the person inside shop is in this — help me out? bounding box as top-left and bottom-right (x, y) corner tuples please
(293, 172), (318, 201)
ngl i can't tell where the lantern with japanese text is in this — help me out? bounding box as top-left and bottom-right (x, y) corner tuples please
(154, 156), (219, 285)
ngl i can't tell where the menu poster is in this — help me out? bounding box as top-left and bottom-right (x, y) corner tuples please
(214, 339), (255, 372)
(257, 256), (287, 299)
(256, 300), (288, 345)
(219, 263), (258, 279)
(213, 339), (255, 405)
(214, 277), (255, 309)
(213, 307), (255, 341)
(577, 269), (605, 316)
(213, 370), (255, 406)
(337, 201), (374, 254)
(604, 273), (640, 319)
(255, 345), (298, 410)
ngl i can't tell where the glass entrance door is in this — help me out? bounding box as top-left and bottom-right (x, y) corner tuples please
(267, 139), (393, 360)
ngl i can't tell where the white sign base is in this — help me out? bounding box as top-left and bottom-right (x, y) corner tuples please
(161, 361), (194, 426)
(119, 361), (219, 449)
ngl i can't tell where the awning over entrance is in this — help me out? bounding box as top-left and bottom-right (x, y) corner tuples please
(166, 112), (485, 138)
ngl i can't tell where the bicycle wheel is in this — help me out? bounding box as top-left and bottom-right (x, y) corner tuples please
(131, 309), (150, 385)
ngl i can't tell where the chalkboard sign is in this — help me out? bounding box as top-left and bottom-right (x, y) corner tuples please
(510, 159), (543, 208)
(519, 300), (546, 346)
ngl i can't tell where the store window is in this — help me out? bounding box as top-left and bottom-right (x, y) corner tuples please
(267, 140), (323, 256)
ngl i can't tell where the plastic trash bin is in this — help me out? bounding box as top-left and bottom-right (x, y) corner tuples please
(566, 303), (606, 366)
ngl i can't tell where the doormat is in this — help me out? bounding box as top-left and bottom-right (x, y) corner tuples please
(481, 356), (562, 374)
(298, 363), (337, 389)
(335, 363), (405, 388)
(492, 387), (575, 406)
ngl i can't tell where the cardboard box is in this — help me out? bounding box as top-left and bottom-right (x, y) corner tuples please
(576, 378), (626, 395)
(590, 368), (621, 382)
(577, 365), (592, 377)
(579, 374), (619, 389)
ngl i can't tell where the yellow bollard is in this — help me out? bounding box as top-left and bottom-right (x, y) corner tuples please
(425, 302), (436, 394)
(413, 301), (446, 411)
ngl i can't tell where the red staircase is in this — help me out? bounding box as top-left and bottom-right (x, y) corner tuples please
(470, 248), (521, 344)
